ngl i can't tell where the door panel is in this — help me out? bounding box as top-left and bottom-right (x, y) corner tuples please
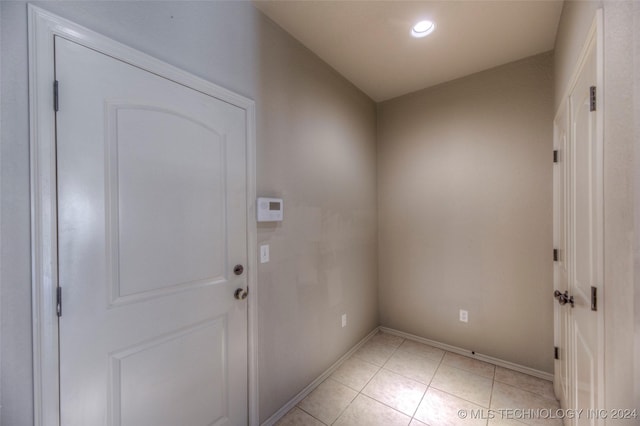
(56, 36), (248, 426)
(574, 324), (597, 426)
(113, 319), (227, 426)
(107, 103), (228, 304)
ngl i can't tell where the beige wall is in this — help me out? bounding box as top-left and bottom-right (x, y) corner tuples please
(601, 2), (638, 417)
(254, 15), (378, 421)
(377, 52), (555, 373)
(554, 0), (639, 417)
(0, 2), (378, 424)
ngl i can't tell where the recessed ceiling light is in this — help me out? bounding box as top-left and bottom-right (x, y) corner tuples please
(411, 20), (435, 38)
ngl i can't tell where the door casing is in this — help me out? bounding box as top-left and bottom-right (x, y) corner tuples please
(28, 5), (259, 426)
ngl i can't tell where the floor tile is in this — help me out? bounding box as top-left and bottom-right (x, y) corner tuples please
(414, 387), (488, 426)
(275, 407), (325, 426)
(430, 365), (493, 407)
(490, 382), (562, 426)
(442, 352), (495, 378)
(383, 349), (440, 385)
(362, 369), (427, 416)
(330, 357), (380, 391)
(333, 394), (410, 426)
(276, 337), (565, 426)
(353, 333), (403, 366)
(494, 367), (555, 400)
(487, 409), (562, 426)
(396, 339), (445, 361)
(297, 379), (357, 425)
(370, 331), (405, 347)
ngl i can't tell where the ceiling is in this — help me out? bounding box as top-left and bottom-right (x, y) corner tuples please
(254, 1), (564, 101)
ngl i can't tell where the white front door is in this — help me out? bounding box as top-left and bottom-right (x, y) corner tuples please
(56, 36), (248, 425)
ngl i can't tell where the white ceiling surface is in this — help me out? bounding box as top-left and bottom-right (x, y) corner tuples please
(254, 1), (563, 101)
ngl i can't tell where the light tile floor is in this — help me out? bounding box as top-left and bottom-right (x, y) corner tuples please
(276, 332), (561, 426)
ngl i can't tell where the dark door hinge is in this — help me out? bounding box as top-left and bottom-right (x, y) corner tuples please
(56, 286), (62, 317)
(553, 249), (559, 262)
(553, 150), (559, 163)
(591, 286), (597, 311)
(53, 80), (59, 112)
(590, 86), (596, 112)
(554, 346), (559, 360)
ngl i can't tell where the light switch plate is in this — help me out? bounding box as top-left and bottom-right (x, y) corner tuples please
(260, 245), (269, 263)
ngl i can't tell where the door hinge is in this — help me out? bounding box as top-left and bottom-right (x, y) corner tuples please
(553, 248), (559, 262)
(53, 80), (59, 112)
(554, 346), (559, 360)
(591, 286), (597, 311)
(56, 286), (62, 317)
(553, 150), (559, 163)
(590, 86), (596, 112)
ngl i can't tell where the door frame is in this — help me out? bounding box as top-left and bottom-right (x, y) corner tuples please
(28, 5), (259, 426)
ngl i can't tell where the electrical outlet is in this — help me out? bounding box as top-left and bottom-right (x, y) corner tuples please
(459, 309), (468, 323)
(260, 244), (269, 263)
(341, 314), (347, 328)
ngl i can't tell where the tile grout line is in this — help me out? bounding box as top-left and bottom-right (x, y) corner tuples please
(493, 380), (561, 404)
(357, 337), (411, 422)
(327, 384), (357, 426)
(295, 404), (329, 426)
(332, 333), (406, 425)
(424, 359), (496, 408)
(423, 354), (503, 416)
(268, 327), (381, 426)
(486, 366), (497, 426)
(411, 347), (448, 423)
(286, 332), (558, 426)
(355, 391), (416, 424)
(380, 327), (554, 382)
(355, 336), (426, 424)
(493, 369), (560, 402)
(380, 336), (429, 421)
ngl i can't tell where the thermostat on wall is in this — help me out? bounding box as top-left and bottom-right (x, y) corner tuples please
(257, 197), (283, 222)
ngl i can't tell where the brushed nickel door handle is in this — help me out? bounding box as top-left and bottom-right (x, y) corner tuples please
(234, 288), (248, 300)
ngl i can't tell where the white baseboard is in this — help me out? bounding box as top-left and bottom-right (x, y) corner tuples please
(262, 325), (554, 425)
(260, 327), (380, 426)
(380, 326), (554, 381)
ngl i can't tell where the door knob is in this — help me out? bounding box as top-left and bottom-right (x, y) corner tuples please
(554, 290), (574, 308)
(554, 290), (568, 305)
(234, 288), (248, 300)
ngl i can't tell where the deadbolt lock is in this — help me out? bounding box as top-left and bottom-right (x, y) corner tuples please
(233, 264), (244, 275)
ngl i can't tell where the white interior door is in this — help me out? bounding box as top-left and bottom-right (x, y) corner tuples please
(55, 36), (248, 426)
(553, 103), (571, 411)
(567, 32), (603, 426)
